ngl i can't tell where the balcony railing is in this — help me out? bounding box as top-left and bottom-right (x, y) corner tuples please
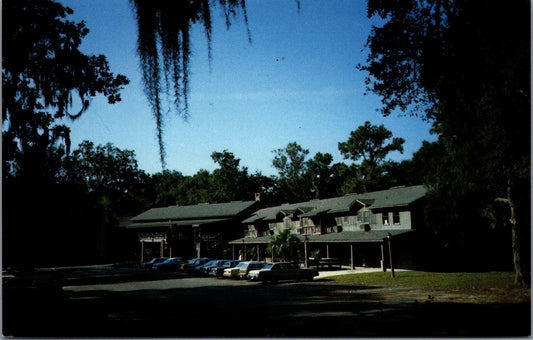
(299, 225), (321, 235)
(244, 230), (258, 238)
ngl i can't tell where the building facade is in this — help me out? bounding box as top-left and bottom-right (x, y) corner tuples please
(229, 185), (429, 269)
(126, 200), (261, 261)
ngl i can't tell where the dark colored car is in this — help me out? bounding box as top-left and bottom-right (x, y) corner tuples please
(141, 257), (168, 269)
(152, 257), (186, 271)
(194, 260), (227, 275)
(209, 260), (242, 277)
(180, 258), (210, 272)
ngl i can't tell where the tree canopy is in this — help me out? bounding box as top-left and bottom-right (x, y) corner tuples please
(272, 142), (313, 203)
(362, 0), (530, 284)
(2, 0), (129, 267)
(2, 0), (129, 180)
(338, 121), (404, 193)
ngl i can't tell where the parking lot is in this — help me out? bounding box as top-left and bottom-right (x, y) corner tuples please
(3, 266), (530, 337)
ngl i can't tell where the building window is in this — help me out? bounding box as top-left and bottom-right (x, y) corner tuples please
(392, 212), (400, 224)
(358, 210), (370, 223)
(303, 217), (314, 227)
(382, 213), (389, 226)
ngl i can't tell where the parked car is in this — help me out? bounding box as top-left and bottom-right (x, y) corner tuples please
(180, 258), (210, 272)
(194, 260), (226, 275)
(209, 260), (241, 277)
(152, 257), (186, 271)
(248, 262), (319, 283)
(222, 261), (249, 279)
(141, 257), (168, 269)
(197, 260), (233, 276)
(238, 261), (268, 279)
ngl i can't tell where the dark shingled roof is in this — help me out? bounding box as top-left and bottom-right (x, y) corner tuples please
(126, 200), (259, 228)
(354, 185), (427, 210)
(242, 185), (427, 223)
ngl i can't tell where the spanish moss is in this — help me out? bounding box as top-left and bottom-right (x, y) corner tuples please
(130, 0), (250, 169)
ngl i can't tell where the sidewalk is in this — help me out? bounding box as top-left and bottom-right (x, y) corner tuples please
(316, 266), (384, 278)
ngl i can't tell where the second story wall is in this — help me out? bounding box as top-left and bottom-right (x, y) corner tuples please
(336, 208), (412, 232)
(242, 185), (426, 239)
(245, 209), (413, 238)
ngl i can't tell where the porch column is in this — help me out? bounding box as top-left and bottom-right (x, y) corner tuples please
(381, 242), (386, 272)
(326, 244), (330, 258)
(141, 240), (144, 263)
(256, 244), (260, 261)
(160, 240), (164, 257)
(193, 224), (201, 258)
(350, 243), (355, 270)
(304, 236), (309, 268)
(232, 245), (235, 260)
(387, 233), (395, 278)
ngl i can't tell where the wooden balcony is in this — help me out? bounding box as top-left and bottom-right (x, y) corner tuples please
(299, 225), (321, 235)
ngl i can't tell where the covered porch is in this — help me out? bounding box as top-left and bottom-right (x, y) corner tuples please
(228, 230), (413, 271)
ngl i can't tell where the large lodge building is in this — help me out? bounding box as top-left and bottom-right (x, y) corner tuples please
(125, 185), (430, 269)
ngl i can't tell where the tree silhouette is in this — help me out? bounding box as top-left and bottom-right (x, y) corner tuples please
(361, 0), (530, 284)
(338, 121), (404, 192)
(3, 0), (129, 176)
(2, 0), (129, 267)
(272, 142), (312, 203)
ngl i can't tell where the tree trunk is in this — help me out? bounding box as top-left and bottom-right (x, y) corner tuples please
(496, 179), (526, 286)
(511, 222), (524, 285)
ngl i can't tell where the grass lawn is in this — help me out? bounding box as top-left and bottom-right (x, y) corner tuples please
(321, 271), (520, 290)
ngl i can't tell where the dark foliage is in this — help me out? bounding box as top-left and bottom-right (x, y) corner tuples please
(2, 0), (129, 267)
(361, 0), (530, 283)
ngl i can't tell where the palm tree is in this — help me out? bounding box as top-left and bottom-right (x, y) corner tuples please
(270, 229), (301, 263)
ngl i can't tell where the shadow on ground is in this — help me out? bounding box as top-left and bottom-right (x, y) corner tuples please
(3, 267), (531, 337)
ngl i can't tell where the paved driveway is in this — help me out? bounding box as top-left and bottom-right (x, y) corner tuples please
(3, 268), (530, 337)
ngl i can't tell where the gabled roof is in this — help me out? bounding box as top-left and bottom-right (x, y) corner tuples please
(358, 185), (427, 210)
(242, 202), (302, 223)
(127, 200), (260, 228)
(242, 185), (427, 223)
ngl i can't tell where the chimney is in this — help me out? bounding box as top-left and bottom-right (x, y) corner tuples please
(254, 193), (261, 201)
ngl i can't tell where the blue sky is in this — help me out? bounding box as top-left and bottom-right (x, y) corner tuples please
(60, 0), (436, 176)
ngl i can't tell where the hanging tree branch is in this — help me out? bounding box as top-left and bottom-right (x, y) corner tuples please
(130, 0), (250, 169)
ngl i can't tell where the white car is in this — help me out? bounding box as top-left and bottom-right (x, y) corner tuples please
(223, 261), (248, 279)
(238, 261), (268, 279)
(248, 262), (318, 283)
